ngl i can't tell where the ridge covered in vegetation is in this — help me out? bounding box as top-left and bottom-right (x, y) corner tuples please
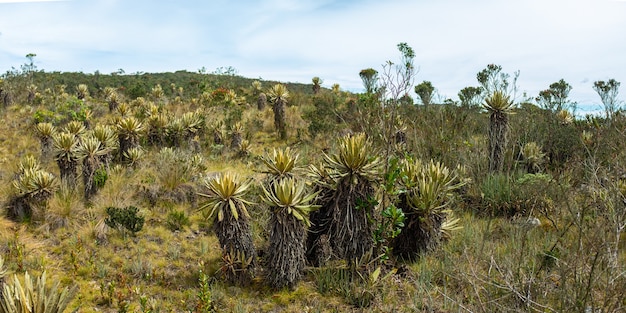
(0, 45), (625, 312)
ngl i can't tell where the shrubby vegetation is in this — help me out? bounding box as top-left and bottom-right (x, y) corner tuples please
(0, 47), (624, 312)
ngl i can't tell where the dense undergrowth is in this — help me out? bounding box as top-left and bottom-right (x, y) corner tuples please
(0, 58), (625, 312)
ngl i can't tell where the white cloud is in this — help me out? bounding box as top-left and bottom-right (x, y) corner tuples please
(0, 0), (624, 108)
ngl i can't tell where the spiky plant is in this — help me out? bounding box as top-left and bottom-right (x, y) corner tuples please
(261, 147), (299, 184)
(581, 130), (593, 146)
(0, 255), (6, 299)
(151, 84), (164, 100)
(116, 117), (144, 162)
(325, 133), (382, 264)
(262, 178), (319, 290)
(33, 122), (56, 159)
(197, 172), (256, 285)
(521, 142), (546, 174)
(305, 163), (337, 266)
(52, 132), (79, 188)
(123, 147), (144, 169)
(0, 271), (77, 313)
(556, 109), (573, 125)
(312, 77), (322, 94)
(104, 87), (119, 112)
(147, 113), (169, 146)
(76, 83), (89, 100)
(392, 160), (465, 261)
(116, 102), (131, 117)
(166, 117), (186, 147)
(268, 84), (289, 139)
(251, 80), (262, 95)
(230, 122), (244, 150)
(64, 120), (87, 137)
(257, 92), (267, 110)
(212, 122), (225, 145)
(483, 91), (514, 172)
(76, 136), (109, 201)
(9, 161), (57, 221)
(177, 111), (205, 146)
(27, 84), (37, 103)
(92, 124), (118, 167)
(237, 139), (251, 158)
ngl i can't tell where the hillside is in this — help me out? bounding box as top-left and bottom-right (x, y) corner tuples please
(0, 63), (625, 313)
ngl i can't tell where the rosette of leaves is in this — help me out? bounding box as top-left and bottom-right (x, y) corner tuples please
(483, 91), (514, 172)
(147, 112), (169, 146)
(92, 124), (118, 167)
(33, 122), (56, 159)
(123, 147), (144, 169)
(237, 139), (251, 157)
(104, 87), (119, 112)
(521, 142), (546, 174)
(166, 117), (186, 147)
(230, 122), (244, 150)
(8, 156), (57, 221)
(76, 83), (89, 100)
(324, 133), (382, 264)
(76, 135), (110, 200)
(211, 121), (225, 145)
(0, 270), (77, 313)
(52, 132), (79, 188)
(267, 84), (289, 139)
(556, 109), (573, 125)
(0, 255), (6, 290)
(262, 178), (319, 289)
(197, 172), (256, 284)
(180, 111), (205, 141)
(116, 117), (144, 162)
(392, 160), (465, 260)
(64, 120), (86, 137)
(261, 147), (299, 184)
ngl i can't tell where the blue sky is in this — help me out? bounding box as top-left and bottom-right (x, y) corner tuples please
(1, 0), (625, 113)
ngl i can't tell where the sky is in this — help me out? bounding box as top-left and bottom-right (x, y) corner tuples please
(1, 0), (625, 113)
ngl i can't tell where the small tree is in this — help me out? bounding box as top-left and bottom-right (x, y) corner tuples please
(536, 79), (573, 112)
(458, 86), (484, 107)
(477, 64), (518, 97)
(414, 81), (435, 105)
(593, 79), (621, 120)
(359, 68), (379, 94)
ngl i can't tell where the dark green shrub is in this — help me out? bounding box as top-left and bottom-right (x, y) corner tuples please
(93, 167), (108, 189)
(104, 206), (145, 236)
(304, 93), (340, 138)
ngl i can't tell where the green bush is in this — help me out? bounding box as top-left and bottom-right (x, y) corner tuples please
(104, 206), (145, 236)
(93, 166), (108, 189)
